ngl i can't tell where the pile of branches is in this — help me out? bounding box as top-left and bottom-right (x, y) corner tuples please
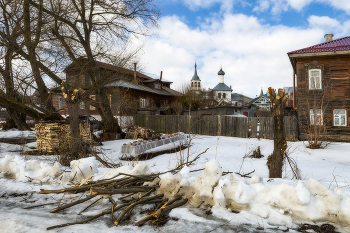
(128, 126), (159, 139)
(30, 148), (208, 230)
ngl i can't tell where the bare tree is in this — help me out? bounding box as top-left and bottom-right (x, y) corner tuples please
(27, 0), (159, 133)
(0, 0), (29, 129)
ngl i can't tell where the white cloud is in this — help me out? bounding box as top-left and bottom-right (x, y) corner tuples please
(287, 0), (313, 11)
(139, 13), (346, 97)
(251, 0), (350, 15)
(307, 16), (350, 37)
(253, 0), (270, 12)
(308, 15), (341, 28)
(321, 0), (350, 14)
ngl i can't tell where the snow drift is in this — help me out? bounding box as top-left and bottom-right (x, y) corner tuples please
(158, 160), (350, 229)
(0, 155), (60, 183)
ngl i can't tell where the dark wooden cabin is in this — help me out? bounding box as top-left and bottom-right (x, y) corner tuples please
(50, 58), (181, 117)
(288, 34), (350, 141)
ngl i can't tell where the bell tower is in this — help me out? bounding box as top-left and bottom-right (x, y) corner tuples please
(191, 62), (201, 91)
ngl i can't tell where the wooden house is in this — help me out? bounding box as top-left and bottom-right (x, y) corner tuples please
(50, 58), (181, 117)
(248, 89), (272, 110)
(288, 34), (350, 141)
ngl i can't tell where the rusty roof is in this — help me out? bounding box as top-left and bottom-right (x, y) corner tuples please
(64, 57), (153, 80)
(288, 36), (350, 54)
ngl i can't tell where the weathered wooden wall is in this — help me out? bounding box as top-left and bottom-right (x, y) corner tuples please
(295, 56), (350, 140)
(134, 115), (298, 140)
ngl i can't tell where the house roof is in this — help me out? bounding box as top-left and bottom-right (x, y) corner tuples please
(212, 83), (232, 91)
(106, 80), (182, 96)
(248, 94), (271, 105)
(64, 57), (153, 81)
(288, 36), (350, 54)
(231, 93), (242, 101)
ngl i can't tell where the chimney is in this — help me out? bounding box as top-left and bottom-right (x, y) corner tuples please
(325, 34), (333, 42)
(160, 71), (163, 81)
(133, 63), (137, 82)
(230, 85), (232, 89)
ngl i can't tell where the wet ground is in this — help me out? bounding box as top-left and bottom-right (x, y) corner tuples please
(0, 138), (36, 145)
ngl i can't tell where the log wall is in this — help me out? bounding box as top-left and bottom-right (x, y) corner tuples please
(295, 56), (350, 141)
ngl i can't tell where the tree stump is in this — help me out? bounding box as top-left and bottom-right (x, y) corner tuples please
(267, 87), (288, 178)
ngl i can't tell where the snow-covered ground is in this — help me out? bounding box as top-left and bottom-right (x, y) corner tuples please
(1, 131), (350, 233)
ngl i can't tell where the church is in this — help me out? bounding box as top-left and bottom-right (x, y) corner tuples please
(190, 62), (243, 107)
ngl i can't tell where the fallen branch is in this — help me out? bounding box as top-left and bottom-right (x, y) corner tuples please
(78, 196), (103, 215)
(135, 195), (183, 226)
(234, 170), (255, 178)
(90, 187), (157, 196)
(114, 194), (164, 226)
(51, 195), (96, 213)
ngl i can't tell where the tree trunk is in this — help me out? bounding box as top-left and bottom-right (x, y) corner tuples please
(7, 109), (28, 131)
(67, 100), (81, 155)
(267, 88), (288, 178)
(61, 85), (83, 166)
(85, 60), (121, 134)
(1, 51), (29, 130)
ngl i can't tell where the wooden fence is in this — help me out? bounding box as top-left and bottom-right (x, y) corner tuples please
(134, 115), (299, 141)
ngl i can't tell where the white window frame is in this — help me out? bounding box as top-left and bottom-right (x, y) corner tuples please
(79, 101), (85, 110)
(333, 109), (347, 126)
(140, 98), (146, 108)
(58, 96), (63, 110)
(309, 69), (322, 90)
(90, 95), (96, 110)
(310, 109), (323, 125)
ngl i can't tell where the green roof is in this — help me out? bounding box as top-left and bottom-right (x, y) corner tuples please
(218, 68), (225, 75)
(191, 62), (201, 81)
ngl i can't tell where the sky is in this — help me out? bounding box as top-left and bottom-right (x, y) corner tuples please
(138, 0), (350, 97)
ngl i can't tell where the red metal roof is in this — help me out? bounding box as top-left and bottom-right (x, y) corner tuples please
(288, 36), (350, 54)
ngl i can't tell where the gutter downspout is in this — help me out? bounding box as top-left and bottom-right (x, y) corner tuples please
(293, 70), (296, 111)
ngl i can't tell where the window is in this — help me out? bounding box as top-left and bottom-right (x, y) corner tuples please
(334, 109), (346, 126)
(310, 109), (323, 125)
(223, 93), (226, 99)
(90, 95), (96, 110)
(198, 82), (200, 88)
(58, 96), (63, 110)
(309, 69), (322, 90)
(79, 101), (85, 110)
(140, 98), (146, 108)
(218, 93), (221, 98)
(195, 82), (197, 87)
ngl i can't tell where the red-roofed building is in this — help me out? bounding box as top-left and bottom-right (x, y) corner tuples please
(288, 34), (350, 141)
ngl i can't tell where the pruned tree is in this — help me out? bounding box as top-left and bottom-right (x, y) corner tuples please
(60, 82), (85, 165)
(267, 87), (289, 178)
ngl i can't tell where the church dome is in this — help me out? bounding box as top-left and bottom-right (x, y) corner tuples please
(218, 68), (225, 75)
